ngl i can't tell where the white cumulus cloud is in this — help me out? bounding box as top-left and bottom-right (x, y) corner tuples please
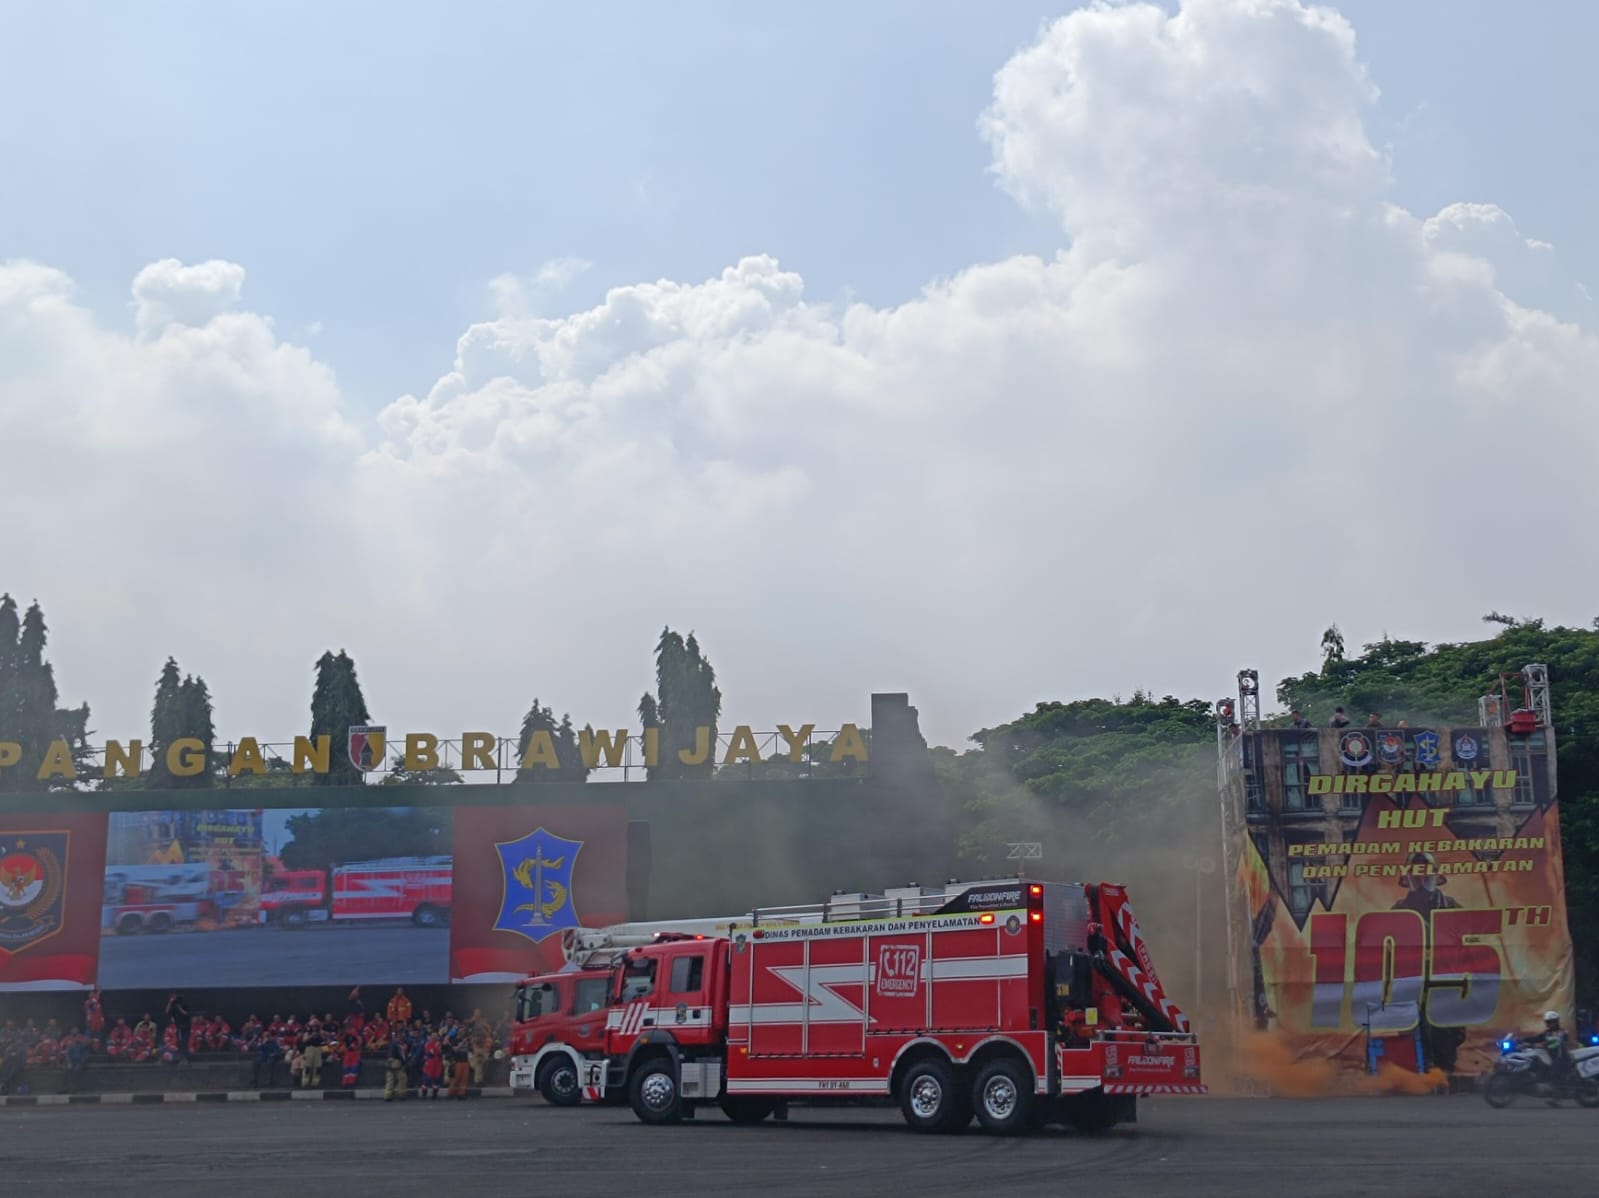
(131, 258), (248, 337)
(3, 0), (1597, 749)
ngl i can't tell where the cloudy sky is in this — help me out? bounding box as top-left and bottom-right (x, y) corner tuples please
(3, 0), (1597, 751)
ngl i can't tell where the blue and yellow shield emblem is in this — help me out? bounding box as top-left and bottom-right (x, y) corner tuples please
(493, 827), (582, 944)
(1413, 730), (1441, 768)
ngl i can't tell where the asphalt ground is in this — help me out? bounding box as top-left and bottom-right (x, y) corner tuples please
(2, 1093), (1593, 1198)
(96, 924), (451, 988)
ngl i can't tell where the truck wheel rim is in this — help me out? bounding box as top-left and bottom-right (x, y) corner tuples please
(642, 1072), (675, 1110)
(982, 1075), (1017, 1120)
(553, 1067), (577, 1097)
(910, 1076), (943, 1118)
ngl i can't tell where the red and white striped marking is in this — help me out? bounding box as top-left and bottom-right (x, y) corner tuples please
(1107, 946), (1191, 1033)
(1098, 884), (1190, 1034)
(611, 1000), (652, 1037)
(1103, 1082), (1208, 1095)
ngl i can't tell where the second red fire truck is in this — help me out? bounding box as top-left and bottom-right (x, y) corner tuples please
(518, 877), (1202, 1134)
(509, 916), (752, 1105)
(258, 856), (452, 928)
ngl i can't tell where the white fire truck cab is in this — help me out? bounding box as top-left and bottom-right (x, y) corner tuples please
(582, 878), (1203, 1135)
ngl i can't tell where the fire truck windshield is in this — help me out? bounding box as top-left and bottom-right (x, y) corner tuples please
(517, 981), (558, 1022)
(618, 956), (656, 1003)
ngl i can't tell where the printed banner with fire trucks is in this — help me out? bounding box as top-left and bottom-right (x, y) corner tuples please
(1230, 728), (1575, 1075)
(0, 802), (630, 991)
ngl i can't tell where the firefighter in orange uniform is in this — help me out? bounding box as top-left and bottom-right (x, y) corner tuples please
(386, 988), (413, 1027)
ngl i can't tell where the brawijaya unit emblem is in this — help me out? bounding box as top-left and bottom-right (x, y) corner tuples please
(493, 827), (583, 945)
(0, 833), (68, 954)
(1413, 730), (1441, 768)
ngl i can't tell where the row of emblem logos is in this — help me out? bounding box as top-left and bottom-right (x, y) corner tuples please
(1337, 730), (1482, 770)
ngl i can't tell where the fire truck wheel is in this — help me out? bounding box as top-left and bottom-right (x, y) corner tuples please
(146, 913), (174, 934)
(412, 904), (443, 928)
(537, 1058), (582, 1107)
(899, 1058), (969, 1134)
(629, 1058), (683, 1125)
(280, 908), (309, 930)
(115, 914), (144, 936)
(972, 1058), (1036, 1136)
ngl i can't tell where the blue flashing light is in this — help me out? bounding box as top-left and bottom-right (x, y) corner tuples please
(1589, 1035), (1598, 1045)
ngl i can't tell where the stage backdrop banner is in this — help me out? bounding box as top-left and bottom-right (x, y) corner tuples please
(0, 811), (109, 990)
(449, 805), (629, 983)
(1231, 727), (1573, 1076)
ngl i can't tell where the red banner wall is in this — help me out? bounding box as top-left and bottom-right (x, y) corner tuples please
(449, 805), (628, 983)
(0, 811), (109, 990)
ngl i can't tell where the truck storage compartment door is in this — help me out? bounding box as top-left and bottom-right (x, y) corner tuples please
(804, 933), (866, 1056)
(738, 936), (806, 1057)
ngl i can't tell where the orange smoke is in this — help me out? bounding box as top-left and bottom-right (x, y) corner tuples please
(1355, 1063), (1448, 1096)
(1223, 1030), (1446, 1097)
(1231, 1031), (1340, 1096)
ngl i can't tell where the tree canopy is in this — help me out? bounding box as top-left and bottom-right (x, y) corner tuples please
(309, 650), (371, 787)
(0, 595), (91, 792)
(276, 806), (452, 870)
(638, 628), (721, 780)
(515, 699), (589, 783)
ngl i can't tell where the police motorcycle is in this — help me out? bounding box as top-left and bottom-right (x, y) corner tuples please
(1483, 1017), (1599, 1108)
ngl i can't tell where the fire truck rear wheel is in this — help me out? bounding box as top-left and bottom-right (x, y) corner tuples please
(899, 1058), (970, 1134)
(115, 914), (144, 936)
(537, 1058), (582, 1107)
(972, 1058), (1036, 1135)
(146, 913), (173, 934)
(629, 1058), (683, 1125)
(280, 908), (309, 930)
(412, 904), (443, 928)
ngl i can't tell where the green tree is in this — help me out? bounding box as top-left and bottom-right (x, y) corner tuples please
(0, 596), (92, 792)
(147, 657), (184, 788)
(514, 699), (589, 783)
(381, 759), (465, 786)
(177, 674), (216, 789)
(146, 660), (216, 788)
(639, 627), (721, 780)
(277, 807), (452, 870)
(309, 650), (372, 787)
(937, 692), (1217, 869)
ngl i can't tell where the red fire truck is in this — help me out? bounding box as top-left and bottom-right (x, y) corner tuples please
(258, 856), (452, 928)
(509, 916), (752, 1105)
(577, 878), (1203, 1134)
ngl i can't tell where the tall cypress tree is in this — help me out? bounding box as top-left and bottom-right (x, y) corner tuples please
(682, 632), (722, 779)
(148, 657), (184, 788)
(178, 674), (216, 789)
(0, 597), (20, 784)
(515, 698), (589, 783)
(639, 627), (722, 780)
(310, 650), (372, 786)
(0, 597), (91, 792)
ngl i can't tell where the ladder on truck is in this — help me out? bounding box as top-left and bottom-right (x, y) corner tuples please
(746, 880), (990, 925)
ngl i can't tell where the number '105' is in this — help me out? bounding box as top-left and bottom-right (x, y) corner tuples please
(1305, 909), (1504, 1030)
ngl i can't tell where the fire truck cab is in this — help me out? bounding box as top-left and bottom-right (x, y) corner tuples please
(508, 916), (752, 1106)
(585, 878), (1203, 1135)
(509, 966), (615, 1105)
